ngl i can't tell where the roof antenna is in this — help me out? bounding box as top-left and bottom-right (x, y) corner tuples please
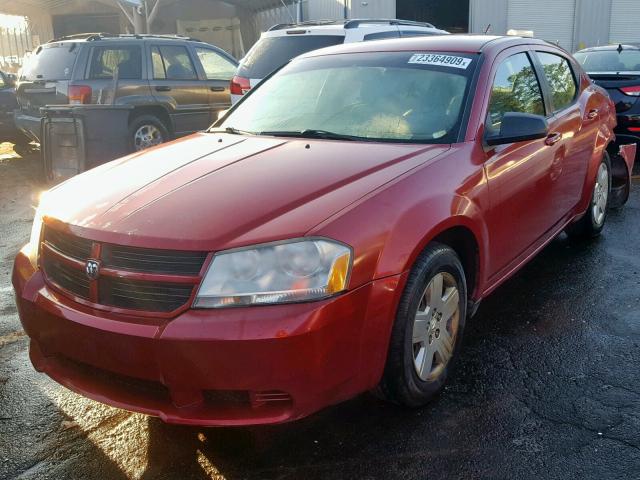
(617, 43), (624, 54)
(484, 24), (491, 34)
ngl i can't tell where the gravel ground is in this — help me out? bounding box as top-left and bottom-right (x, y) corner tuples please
(1, 147), (640, 479)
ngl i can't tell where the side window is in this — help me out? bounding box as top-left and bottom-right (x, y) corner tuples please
(151, 45), (197, 80)
(194, 47), (236, 80)
(89, 46), (142, 80)
(486, 52), (545, 136)
(363, 31), (400, 41)
(536, 52), (577, 112)
(399, 30), (438, 37)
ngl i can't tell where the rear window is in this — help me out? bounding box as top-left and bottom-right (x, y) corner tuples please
(20, 42), (79, 81)
(237, 35), (344, 78)
(574, 49), (640, 73)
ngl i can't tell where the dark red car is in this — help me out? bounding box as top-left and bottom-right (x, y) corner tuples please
(13, 35), (635, 426)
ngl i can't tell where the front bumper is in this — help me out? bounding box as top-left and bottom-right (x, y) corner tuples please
(12, 251), (403, 426)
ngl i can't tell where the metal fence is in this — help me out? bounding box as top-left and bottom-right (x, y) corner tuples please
(0, 26), (35, 73)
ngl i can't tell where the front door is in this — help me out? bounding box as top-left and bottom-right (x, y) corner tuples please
(148, 43), (210, 135)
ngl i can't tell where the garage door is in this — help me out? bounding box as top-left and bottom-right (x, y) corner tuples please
(610, 0), (640, 44)
(507, 0), (576, 51)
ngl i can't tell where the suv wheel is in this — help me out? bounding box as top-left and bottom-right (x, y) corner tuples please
(378, 243), (467, 407)
(129, 115), (169, 151)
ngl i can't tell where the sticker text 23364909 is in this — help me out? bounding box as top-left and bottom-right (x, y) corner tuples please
(408, 54), (472, 69)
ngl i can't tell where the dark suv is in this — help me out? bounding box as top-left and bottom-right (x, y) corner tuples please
(15, 33), (238, 150)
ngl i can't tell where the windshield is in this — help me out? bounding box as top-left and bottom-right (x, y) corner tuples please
(20, 42), (79, 81)
(574, 49), (640, 73)
(237, 35), (345, 79)
(222, 51), (476, 143)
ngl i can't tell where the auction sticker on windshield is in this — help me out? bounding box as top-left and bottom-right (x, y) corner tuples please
(408, 54), (471, 69)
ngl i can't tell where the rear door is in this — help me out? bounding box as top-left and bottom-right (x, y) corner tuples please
(192, 45), (237, 123)
(147, 43), (210, 135)
(83, 43), (149, 104)
(16, 41), (80, 115)
(532, 50), (585, 215)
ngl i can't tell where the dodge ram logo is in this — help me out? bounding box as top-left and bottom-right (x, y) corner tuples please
(85, 260), (100, 280)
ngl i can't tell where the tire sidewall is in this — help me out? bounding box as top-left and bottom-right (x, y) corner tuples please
(385, 244), (467, 406)
(588, 152), (612, 234)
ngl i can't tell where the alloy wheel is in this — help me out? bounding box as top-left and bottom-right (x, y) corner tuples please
(592, 162), (609, 227)
(134, 124), (163, 151)
(411, 271), (460, 381)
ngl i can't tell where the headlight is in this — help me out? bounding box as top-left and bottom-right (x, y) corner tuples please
(24, 206), (44, 269)
(194, 238), (352, 308)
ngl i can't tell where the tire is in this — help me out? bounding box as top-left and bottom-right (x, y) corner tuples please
(378, 242), (467, 407)
(567, 153), (612, 239)
(128, 115), (169, 152)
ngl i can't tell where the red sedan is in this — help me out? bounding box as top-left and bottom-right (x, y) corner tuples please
(13, 35), (635, 426)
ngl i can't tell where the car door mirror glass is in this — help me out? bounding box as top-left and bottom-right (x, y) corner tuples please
(485, 112), (548, 146)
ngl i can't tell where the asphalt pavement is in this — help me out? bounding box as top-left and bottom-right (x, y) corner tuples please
(1, 146), (639, 480)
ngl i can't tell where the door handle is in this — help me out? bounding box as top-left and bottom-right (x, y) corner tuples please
(586, 108), (599, 120)
(545, 132), (562, 146)
(155, 86), (171, 92)
(210, 86), (225, 92)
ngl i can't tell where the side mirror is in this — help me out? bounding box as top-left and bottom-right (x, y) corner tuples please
(485, 112), (548, 146)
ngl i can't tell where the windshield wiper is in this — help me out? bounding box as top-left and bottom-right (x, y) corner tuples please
(208, 126), (257, 136)
(259, 129), (361, 141)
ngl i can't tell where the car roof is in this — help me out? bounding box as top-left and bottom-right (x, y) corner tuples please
(298, 34), (550, 58)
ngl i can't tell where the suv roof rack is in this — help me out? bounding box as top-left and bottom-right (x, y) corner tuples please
(48, 32), (116, 42)
(344, 19), (435, 29)
(268, 18), (436, 32)
(48, 33), (202, 43)
(268, 20), (344, 31)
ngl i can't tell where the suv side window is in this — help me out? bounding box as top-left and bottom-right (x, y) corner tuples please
(194, 47), (236, 80)
(151, 45), (197, 80)
(363, 31), (400, 41)
(89, 46), (142, 80)
(486, 52), (545, 136)
(400, 30), (438, 37)
(536, 52), (577, 112)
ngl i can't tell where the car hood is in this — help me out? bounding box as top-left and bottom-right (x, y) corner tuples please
(43, 132), (449, 250)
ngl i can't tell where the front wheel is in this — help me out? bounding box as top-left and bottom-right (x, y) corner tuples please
(567, 153), (611, 239)
(378, 243), (467, 407)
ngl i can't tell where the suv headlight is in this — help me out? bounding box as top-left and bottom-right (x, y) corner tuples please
(194, 238), (352, 308)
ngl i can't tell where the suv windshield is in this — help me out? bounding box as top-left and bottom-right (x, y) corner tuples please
(20, 42), (79, 81)
(574, 49), (640, 73)
(222, 51), (476, 143)
(237, 35), (344, 78)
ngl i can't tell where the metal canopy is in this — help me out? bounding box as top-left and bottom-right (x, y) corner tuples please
(0, 0), (295, 14)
